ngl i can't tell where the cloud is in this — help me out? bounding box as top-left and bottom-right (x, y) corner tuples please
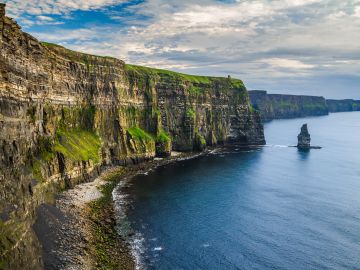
(276, 0), (321, 7)
(37, 15), (54, 21)
(260, 58), (315, 69)
(354, 6), (360, 17)
(8, 0), (360, 98)
(6, 0), (127, 17)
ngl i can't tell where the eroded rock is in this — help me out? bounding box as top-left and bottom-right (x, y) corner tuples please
(297, 124), (311, 149)
(0, 4), (265, 269)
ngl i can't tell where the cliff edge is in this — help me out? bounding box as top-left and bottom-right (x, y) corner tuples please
(0, 5), (265, 269)
(248, 90), (329, 121)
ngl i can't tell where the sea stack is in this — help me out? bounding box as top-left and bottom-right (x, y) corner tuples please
(297, 124), (311, 149)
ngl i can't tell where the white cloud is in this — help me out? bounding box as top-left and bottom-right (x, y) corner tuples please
(12, 0), (360, 97)
(260, 58), (315, 69)
(354, 6), (360, 17)
(278, 0), (321, 7)
(6, 0), (127, 17)
(173, 2), (274, 27)
(37, 15), (54, 21)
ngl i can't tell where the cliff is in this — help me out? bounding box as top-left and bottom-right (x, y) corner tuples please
(326, 99), (360, 112)
(0, 6), (264, 269)
(248, 90), (329, 121)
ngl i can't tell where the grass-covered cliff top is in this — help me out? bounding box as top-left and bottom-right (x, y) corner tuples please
(125, 64), (246, 90)
(41, 42), (124, 66)
(41, 41), (246, 90)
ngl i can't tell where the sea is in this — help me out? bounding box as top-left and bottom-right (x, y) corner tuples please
(113, 111), (360, 270)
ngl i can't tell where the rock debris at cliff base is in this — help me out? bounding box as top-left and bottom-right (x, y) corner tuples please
(0, 5), (264, 269)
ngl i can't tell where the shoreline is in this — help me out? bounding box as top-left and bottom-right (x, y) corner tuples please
(34, 150), (208, 269)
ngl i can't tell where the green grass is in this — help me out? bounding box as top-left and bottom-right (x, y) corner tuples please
(127, 126), (153, 142)
(186, 108), (196, 118)
(197, 133), (206, 146)
(188, 86), (204, 94)
(125, 64), (246, 90)
(41, 41), (61, 48)
(88, 168), (135, 269)
(249, 105), (256, 113)
(274, 101), (298, 110)
(89, 170), (122, 269)
(90, 181), (117, 264)
(302, 103), (327, 111)
(194, 131), (207, 150)
(41, 42), (118, 64)
(125, 64), (212, 84)
(41, 41), (246, 92)
(156, 130), (171, 143)
(42, 42), (246, 93)
(352, 103), (360, 110)
(54, 128), (101, 163)
(30, 136), (56, 182)
(31, 160), (45, 182)
(230, 79), (246, 89)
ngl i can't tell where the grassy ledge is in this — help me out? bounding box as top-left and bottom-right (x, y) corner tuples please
(156, 130), (171, 143)
(41, 42), (120, 65)
(42, 41), (247, 92)
(54, 128), (101, 163)
(127, 126), (153, 143)
(125, 64), (246, 90)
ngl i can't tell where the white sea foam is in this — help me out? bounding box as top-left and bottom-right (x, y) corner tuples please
(202, 243), (210, 248)
(266, 144), (289, 148)
(111, 152), (209, 269)
(113, 180), (147, 270)
(129, 232), (146, 269)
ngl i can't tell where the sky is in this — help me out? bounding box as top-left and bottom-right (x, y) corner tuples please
(3, 0), (360, 99)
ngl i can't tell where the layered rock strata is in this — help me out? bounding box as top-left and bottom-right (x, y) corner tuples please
(249, 90), (360, 122)
(0, 6), (265, 269)
(326, 99), (360, 112)
(248, 90), (329, 121)
(297, 124), (311, 149)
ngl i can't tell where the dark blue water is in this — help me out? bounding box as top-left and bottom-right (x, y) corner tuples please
(115, 112), (360, 270)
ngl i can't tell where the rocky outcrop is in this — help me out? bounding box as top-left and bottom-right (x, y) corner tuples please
(326, 99), (360, 112)
(248, 90), (329, 121)
(297, 124), (311, 149)
(0, 6), (265, 269)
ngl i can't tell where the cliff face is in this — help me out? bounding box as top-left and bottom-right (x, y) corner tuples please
(0, 7), (265, 269)
(248, 90), (329, 121)
(248, 90), (360, 121)
(326, 99), (360, 112)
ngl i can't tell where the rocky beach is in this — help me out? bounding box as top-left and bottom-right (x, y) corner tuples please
(0, 4), (265, 268)
(32, 150), (208, 269)
(1, 1), (359, 269)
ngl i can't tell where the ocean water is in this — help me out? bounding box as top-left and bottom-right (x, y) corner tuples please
(114, 111), (360, 270)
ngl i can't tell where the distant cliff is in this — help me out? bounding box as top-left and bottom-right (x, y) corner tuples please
(326, 99), (360, 112)
(0, 5), (264, 269)
(248, 90), (329, 121)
